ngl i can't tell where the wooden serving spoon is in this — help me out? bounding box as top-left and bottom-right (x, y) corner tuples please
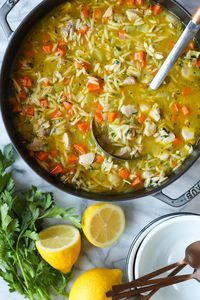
(107, 241), (200, 299)
(150, 5), (200, 90)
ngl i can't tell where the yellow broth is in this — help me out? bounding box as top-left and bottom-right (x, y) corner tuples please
(10, 0), (200, 193)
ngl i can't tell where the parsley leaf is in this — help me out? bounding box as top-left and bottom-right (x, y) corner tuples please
(0, 145), (81, 299)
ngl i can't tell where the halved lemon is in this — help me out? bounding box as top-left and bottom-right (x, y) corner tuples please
(82, 203), (125, 248)
(36, 225), (81, 273)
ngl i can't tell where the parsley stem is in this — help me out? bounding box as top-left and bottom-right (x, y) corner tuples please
(15, 252), (35, 300)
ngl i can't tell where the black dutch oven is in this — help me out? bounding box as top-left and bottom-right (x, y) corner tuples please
(0, 0), (200, 206)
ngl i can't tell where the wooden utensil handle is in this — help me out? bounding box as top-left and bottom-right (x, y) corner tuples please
(111, 261), (183, 293)
(143, 264), (187, 300)
(193, 6), (200, 25)
(112, 274), (192, 299)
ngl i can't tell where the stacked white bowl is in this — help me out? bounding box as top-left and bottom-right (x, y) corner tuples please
(126, 213), (200, 300)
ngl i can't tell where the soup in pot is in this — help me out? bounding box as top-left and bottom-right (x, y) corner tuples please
(10, 0), (200, 193)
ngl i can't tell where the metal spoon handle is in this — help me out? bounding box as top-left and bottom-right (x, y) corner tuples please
(150, 6), (200, 90)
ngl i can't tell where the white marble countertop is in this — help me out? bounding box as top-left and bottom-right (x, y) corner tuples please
(0, 0), (200, 299)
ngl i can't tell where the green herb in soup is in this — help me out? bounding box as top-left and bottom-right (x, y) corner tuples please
(10, 0), (200, 193)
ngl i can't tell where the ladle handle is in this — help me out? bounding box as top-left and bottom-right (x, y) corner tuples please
(150, 6), (200, 90)
(193, 6), (200, 25)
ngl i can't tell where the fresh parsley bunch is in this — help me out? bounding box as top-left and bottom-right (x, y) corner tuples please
(0, 145), (81, 300)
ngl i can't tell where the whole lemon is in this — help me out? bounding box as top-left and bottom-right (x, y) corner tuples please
(69, 268), (123, 300)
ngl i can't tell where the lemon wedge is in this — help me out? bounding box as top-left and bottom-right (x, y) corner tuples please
(69, 268), (123, 300)
(82, 203), (125, 248)
(36, 225), (81, 273)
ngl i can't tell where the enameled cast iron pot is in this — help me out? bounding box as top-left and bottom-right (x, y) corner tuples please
(0, 0), (200, 206)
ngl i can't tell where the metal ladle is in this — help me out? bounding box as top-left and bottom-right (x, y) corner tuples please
(107, 240), (200, 299)
(91, 118), (143, 161)
(92, 6), (200, 160)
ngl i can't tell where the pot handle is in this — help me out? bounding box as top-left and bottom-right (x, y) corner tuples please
(154, 180), (200, 207)
(0, 0), (20, 38)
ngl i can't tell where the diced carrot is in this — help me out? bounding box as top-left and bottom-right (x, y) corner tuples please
(173, 137), (182, 146)
(37, 151), (49, 161)
(108, 112), (118, 122)
(68, 154), (79, 164)
(40, 99), (49, 108)
(64, 78), (70, 85)
(77, 122), (90, 133)
(18, 76), (32, 87)
(95, 155), (104, 164)
(133, 51), (146, 68)
(57, 47), (66, 57)
(63, 101), (72, 111)
(78, 25), (89, 35)
(172, 161), (177, 168)
(134, 51), (145, 61)
(25, 49), (35, 59)
(19, 90), (27, 101)
(25, 106), (35, 117)
(58, 40), (68, 47)
(94, 8), (102, 21)
(135, 0), (144, 5)
(51, 110), (63, 119)
(141, 59), (147, 68)
(42, 42), (53, 54)
(95, 112), (103, 124)
(182, 87), (192, 97)
(82, 6), (89, 18)
(151, 4), (162, 15)
(50, 164), (64, 175)
(87, 80), (101, 92)
(195, 59), (200, 68)
(181, 105), (190, 116)
(74, 144), (87, 154)
(96, 102), (103, 112)
(50, 149), (59, 157)
(127, 0), (135, 5)
(75, 61), (90, 70)
(173, 102), (181, 113)
(118, 30), (127, 40)
(171, 114), (177, 123)
(119, 168), (130, 180)
(43, 81), (50, 87)
(169, 41), (176, 50)
(132, 175), (143, 187)
(138, 114), (146, 124)
(12, 103), (22, 113)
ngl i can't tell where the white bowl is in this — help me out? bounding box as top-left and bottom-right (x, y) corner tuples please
(134, 215), (200, 300)
(126, 213), (184, 281)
